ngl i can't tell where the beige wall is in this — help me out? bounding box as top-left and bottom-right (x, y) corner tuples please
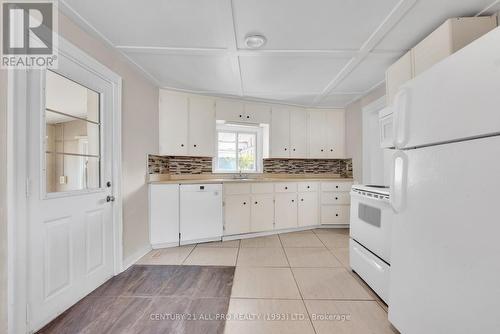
(57, 13), (159, 261)
(345, 84), (385, 183)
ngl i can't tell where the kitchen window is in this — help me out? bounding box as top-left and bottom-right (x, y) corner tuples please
(214, 123), (263, 173)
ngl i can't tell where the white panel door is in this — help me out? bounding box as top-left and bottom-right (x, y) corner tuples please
(298, 192), (318, 226)
(326, 110), (345, 158)
(308, 110), (327, 158)
(188, 96), (215, 157)
(159, 91), (188, 155)
(394, 28), (500, 149)
(251, 194), (274, 232)
(28, 55), (116, 331)
(275, 193), (298, 230)
(270, 106), (290, 158)
(389, 136), (500, 334)
(149, 184), (179, 248)
(224, 195), (251, 235)
(289, 108), (308, 158)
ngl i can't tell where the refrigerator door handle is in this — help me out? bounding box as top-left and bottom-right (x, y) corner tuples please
(390, 151), (408, 213)
(393, 87), (410, 149)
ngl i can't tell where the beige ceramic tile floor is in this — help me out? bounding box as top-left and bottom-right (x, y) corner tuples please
(138, 229), (398, 334)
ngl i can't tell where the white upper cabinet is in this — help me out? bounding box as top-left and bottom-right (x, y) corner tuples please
(215, 99), (245, 123)
(386, 50), (413, 106)
(308, 110), (327, 158)
(244, 103), (271, 124)
(270, 106), (291, 158)
(159, 90), (215, 157)
(289, 108), (308, 158)
(308, 109), (346, 159)
(215, 100), (271, 124)
(159, 91), (189, 156)
(326, 110), (345, 158)
(189, 96), (216, 157)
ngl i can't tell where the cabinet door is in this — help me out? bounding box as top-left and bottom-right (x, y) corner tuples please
(149, 184), (180, 247)
(298, 192), (318, 227)
(326, 110), (345, 158)
(308, 110), (327, 158)
(251, 194), (274, 232)
(244, 103), (271, 124)
(275, 193), (298, 230)
(216, 99), (244, 123)
(386, 50), (413, 106)
(224, 195), (251, 235)
(290, 108), (308, 158)
(189, 96), (215, 157)
(270, 106), (290, 158)
(159, 91), (188, 155)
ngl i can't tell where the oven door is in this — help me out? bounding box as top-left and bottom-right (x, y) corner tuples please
(349, 191), (393, 263)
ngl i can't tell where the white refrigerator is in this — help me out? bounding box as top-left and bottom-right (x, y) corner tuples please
(388, 27), (500, 334)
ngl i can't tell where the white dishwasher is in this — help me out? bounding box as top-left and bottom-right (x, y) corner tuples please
(180, 184), (223, 245)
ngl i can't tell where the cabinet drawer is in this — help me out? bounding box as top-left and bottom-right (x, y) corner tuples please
(321, 181), (352, 192)
(297, 182), (318, 192)
(251, 182), (274, 194)
(274, 182), (297, 193)
(224, 183), (251, 195)
(321, 192), (350, 205)
(180, 184), (222, 192)
(321, 205), (350, 224)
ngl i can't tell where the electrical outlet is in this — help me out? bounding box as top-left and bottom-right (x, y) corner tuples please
(59, 175), (67, 184)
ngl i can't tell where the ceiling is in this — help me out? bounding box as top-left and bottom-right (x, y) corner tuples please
(60, 0), (500, 108)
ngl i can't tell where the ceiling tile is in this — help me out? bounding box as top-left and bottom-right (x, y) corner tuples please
(125, 52), (240, 94)
(63, 0), (229, 48)
(333, 53), (400, 93)
(233, 0), (399, 50)
(244, 93), (319, 106)
(240, 55), (352, 94)
(375, 0), (497, 51)
(316, 94), (361, 108)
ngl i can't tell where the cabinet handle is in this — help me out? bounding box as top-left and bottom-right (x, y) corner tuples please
(307, 186), (310, 189)
(243, 202), (246, 205)
(239, 114), (242, 118)
(293, 148), (296, 151)
(292, 199), (295, 203)
(320, 149), (324, 152)
(246, 115), (250, 119)
(284, 148), (287, 151)
(285, 186), (288, 190)
(330, 149), (333, 152)
(335, 213), (339, 217)
(193, 144), (197, 147)
(301, 198), (304, 202)
(335, 197), (338, 200)
(254, 201), (258, 204)
(181, 144), (184, 147)
(336, 185), (339, 189)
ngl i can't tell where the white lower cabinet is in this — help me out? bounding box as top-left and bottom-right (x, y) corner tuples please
(149, 184), (180, 248)
(251, 194), (274, 232)
(275, 193), (298, 230)
(298, 192), (318, 227)
(224, 195), (251, 235)
(320, 181), (353, 225)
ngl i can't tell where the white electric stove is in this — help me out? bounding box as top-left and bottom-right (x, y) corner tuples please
(349, 184), (393, 303)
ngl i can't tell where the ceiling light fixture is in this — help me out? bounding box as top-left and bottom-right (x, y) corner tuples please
(244, 34), (267, 49)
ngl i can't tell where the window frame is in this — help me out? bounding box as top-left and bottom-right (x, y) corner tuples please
(214, 123), (263, 174)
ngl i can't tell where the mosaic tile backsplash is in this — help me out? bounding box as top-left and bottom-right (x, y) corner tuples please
(148, 155), (212, 175)
(263, 158), (352, 177)
(149, 154), (352, 177)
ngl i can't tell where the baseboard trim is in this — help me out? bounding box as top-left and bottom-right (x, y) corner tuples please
(222, 224), (344, 241)
(152, 241), (179, 249)
(122, 244), (152, 271)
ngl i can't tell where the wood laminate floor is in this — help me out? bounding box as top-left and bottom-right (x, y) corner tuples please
(37, 265), (234, 334)
(38, 229), (399, 334)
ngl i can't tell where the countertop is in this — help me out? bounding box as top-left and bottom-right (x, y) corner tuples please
(148, 174), (354, 185)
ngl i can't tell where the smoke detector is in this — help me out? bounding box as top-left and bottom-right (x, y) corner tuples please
(244, 34), (267, 49)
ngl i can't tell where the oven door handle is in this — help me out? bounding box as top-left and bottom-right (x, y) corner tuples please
(390, 151), (408, 213)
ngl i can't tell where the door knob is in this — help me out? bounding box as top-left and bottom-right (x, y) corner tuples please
(106, 195), (115, 202)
